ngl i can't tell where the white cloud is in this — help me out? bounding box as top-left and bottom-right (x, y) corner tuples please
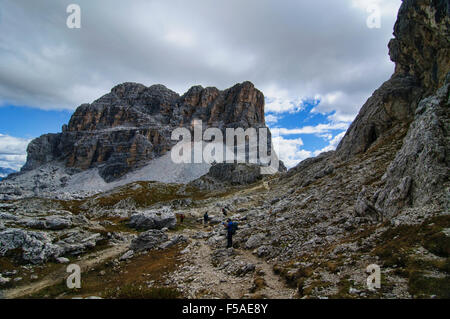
(271, 122), (350, 136)
(272, 136), (312, 169)
(0, 0), (401, 115)
(0, 134), (31, 170)
(313, 131), (347, 157)
(265, 114), (280, 124)
(164, 29), (196, 48)
(313, 90), (368, 122)
(263, 85), (305, 114)
(271, 125), (348, 168)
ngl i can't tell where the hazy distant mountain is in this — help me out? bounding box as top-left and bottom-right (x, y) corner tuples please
(0, 167), (16, 181)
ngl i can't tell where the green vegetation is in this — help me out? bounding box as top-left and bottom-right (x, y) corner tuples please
(408, 271), (450, 299)
(273, 263), (314, 295)
(373, 215), (450, 298)
(329, 276), (352, 299)
(102, 284), (181, 299)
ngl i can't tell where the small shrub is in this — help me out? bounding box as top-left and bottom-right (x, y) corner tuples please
(423, 232), (450, 257)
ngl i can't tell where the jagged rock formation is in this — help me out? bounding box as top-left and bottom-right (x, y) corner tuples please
(337, 0), (449, 159)
(21, 81), (268, 182)
(375, 74), (450, 217)
(330, 0), (449, 217)
(128, 209), (177, 230)
(0, 0), (448, 299)
(189, 163), (264, 190)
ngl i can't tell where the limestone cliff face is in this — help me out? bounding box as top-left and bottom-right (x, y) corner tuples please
(22, 81), (268, 182)
(310, 0), (449, 218)
(389, 0), (450, 91)
(336, 0), (449, 160)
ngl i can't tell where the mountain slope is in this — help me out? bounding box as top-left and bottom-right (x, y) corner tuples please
(0, 0), (448, 299)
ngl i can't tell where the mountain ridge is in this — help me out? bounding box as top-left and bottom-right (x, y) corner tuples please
(0, 0), (448, 299)
(21, 81), (268, 182)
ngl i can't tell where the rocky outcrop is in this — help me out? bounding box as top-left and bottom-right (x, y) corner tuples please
(375, 73), (450, 217)
(130, 230), (168, 252)
(388, 0), (450, 91)
(19, 215), (73, 230)
(0, 229), (62, 264)
(21, 81), (270, 182)
(337, 0), (449, 160)
(336, 74), (423, 159)
(128, 209), (177, 230)
(189, 163), (265, 190)
(0, 227), (105, 264)
(329, 0), (450, 217)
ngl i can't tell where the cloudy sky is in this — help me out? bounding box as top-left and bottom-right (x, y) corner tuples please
(0, 0), (401, 170)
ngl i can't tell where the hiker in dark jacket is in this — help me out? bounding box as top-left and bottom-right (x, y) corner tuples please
(222, 208), (228, 217)
(224, 219), (233, 248)
(203, 212), (209, 224)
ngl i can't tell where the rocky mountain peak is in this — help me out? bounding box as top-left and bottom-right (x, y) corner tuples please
(20, 81), (270, 182)
(0, 1), (448, 299)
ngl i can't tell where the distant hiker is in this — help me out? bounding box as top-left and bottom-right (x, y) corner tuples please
(203, 212), (209, 224)
(222, 208), (228, 217)
(180, 214), (185, 223)
(223, 219), (238, 248)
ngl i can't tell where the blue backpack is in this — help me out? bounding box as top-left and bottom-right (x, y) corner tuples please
(231, 222), (238, 235)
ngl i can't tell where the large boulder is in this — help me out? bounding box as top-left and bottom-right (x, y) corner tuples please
(209, 163), (263, 185)
(55, 230), (103, 256)
(130, 230), (168, 252)
(245, 233), (266, 249)
(0, 229), (62, 264)
(158, 235), (188, 250)
(128, 209), (177, 230)
(20, 216), (72, 230)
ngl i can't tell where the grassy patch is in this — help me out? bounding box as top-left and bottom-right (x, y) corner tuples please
(330, 276), (352, 299)
(373, 215), (450, 298)
(250, 276), (267, 293)
(103, 284), (181, 299)
(302, 280), (333, 297)
(408, 271), (450, 299)
(273, 263), (314, 294)
(53, 180), (240, 216)
(423, 232), (450, 257)
(26, 245), (184, 299)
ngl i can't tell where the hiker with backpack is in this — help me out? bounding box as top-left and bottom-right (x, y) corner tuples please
(223, 218), (238, 248)
(203, 212), (209, 225)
